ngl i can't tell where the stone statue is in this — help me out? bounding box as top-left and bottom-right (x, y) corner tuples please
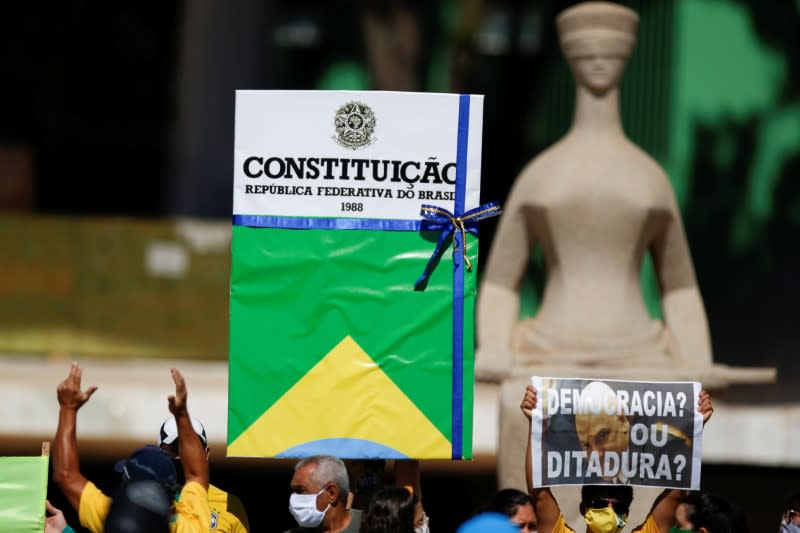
(474, 1), (775, 524)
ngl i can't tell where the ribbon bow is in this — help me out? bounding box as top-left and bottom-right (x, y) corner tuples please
(414, 201), (502, 289)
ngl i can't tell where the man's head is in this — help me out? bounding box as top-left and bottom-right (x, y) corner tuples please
(114, 445), (178, 498)
(574, 381), (630, 471)
(488, 489), (537, 533)
(288, 455), (349, 528)
(158, 416), (208, 458)
(580, 485), (633, 533)
(105, 480), (171, 533)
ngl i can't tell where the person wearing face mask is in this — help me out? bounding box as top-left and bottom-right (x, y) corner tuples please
(779, 493), (800, 533)
(520, 385), (715, 533)
(285, 455), (362, 533)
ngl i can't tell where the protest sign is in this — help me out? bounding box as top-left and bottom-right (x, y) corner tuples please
(228, 91), (492, 459)
(530, 376), (702, 489)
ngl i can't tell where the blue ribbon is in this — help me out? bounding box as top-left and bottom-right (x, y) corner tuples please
(413, 202), (503, 290)
(415, 194), (500, 462)
(450, 95), (469, 460)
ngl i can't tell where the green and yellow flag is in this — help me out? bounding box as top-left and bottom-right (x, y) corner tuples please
(228, 91), (492, 459)
(0, 455), (48, 533)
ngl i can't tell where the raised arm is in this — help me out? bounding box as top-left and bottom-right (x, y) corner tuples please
(168, 368), (209, 489)
(651, 194), (712, 367)
(53, 362), (97, 511)
(641, 489), (687, 533)
(520, 385), (561, 532)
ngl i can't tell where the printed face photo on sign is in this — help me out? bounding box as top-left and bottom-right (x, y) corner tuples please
(531, 377), (701, 489)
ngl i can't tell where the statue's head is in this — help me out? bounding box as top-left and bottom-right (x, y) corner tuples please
(556, 1), (639, 96)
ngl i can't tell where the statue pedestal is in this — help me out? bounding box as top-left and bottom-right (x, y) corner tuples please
(494, 362), (776, 530)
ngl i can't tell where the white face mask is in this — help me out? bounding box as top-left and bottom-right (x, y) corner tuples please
(780, 522), (800, 533)
(289, 488), (330, 528)
(414, 513), (430, 533)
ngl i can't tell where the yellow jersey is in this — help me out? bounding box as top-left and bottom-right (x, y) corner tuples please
(79, 480), (210, 533)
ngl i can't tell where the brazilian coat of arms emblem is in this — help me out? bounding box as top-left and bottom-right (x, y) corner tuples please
(333, 101), (376, 149)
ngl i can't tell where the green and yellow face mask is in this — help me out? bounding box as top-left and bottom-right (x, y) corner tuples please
(584, 506), (627, 533)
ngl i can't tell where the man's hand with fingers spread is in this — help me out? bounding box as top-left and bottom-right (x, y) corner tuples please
(167, 367), (209, 491)
(57, 362), (98, 412)
(53, 363), (94, 511)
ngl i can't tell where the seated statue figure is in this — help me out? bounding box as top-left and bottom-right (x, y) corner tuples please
(475, 0), (775, 508)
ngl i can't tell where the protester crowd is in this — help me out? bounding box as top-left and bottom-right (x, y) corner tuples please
(30, 362), (794, 533)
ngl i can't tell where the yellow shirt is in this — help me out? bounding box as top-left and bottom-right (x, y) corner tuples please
(550, 514), (578, 533)
(632, 515), (660, 533)
(79, 480), (210, 533)
(208, 484), (249, 532)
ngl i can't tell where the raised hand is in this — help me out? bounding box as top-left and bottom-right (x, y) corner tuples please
(698, 389), (714, 425)
(166, 367), (209, 490)
(520, 384), (537, 421)
(57, 362), (98, 411)
(168, 367), (188, 417)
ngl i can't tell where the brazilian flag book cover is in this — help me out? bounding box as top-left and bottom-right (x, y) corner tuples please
(228, 90), (487, 460)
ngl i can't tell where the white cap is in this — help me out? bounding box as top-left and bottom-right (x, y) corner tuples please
(158, 416), (208, 449)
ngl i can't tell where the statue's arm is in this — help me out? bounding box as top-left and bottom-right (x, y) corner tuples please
(651, 198), (713, 366)
(476, 195), (533, 379)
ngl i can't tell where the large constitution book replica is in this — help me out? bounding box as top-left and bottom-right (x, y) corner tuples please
(228, 90), (496, 460)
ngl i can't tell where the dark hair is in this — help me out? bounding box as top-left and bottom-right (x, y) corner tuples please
(359, 486), (417, 533)
(784, 491), (800, 514)
(487, 488), (534, 519)
(581, 484), (633, 505)
(685, 492), (748, 533)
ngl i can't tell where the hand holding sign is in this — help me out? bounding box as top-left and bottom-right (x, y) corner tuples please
(520, 385), (536, 421)
(698, 389), (713, 425)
